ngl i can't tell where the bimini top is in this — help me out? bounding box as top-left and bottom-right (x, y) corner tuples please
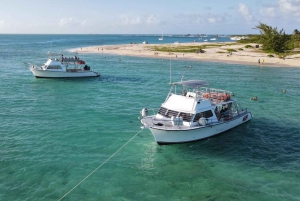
(172, 80), (209, 88)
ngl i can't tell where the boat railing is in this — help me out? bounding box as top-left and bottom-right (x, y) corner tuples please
(194, 87), (233, 103)
(142, 109), (219, 130)
(61, 57), (81, 63)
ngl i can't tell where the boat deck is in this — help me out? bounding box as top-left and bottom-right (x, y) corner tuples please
(142, 109), (247, 130)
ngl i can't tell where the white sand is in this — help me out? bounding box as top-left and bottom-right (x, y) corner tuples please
(74, 42), (300, 67)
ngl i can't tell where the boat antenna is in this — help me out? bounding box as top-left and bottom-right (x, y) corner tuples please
(169, 55), (172, 84)
(181, 68), (186, 82)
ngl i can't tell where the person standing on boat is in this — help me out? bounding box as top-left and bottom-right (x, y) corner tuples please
(220, 106), (228, 117)
(215, 107), (221, 120)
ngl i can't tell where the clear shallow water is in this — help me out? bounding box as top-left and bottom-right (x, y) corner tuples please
(1, 34), (300, 201)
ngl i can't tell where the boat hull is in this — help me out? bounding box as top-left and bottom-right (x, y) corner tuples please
(148, 112), (252, 145)
(30, 68), (100, 78)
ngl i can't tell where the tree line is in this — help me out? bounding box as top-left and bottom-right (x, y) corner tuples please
(239, 22), (300, 54)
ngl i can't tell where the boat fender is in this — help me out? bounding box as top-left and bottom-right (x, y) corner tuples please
(199, 117), (207, 126)
(140, 108), (148, 117)
(171, 116), (183, 126)
(176, 117), (183, 126)
(171, 116), (175, 126)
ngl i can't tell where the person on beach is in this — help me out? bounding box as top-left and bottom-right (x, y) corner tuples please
(258, 59), (260, 64)
(262, 59), (264, 64)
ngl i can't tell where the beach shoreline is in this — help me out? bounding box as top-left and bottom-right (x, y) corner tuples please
(72, 42), (300, 68)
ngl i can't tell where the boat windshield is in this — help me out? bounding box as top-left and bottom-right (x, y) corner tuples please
(157, 107), (194, 122)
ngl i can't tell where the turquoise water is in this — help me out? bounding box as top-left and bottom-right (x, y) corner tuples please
(1, 34), (300, 201)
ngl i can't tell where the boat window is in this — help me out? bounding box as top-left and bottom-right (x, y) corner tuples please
(166, 109), (179, 118)
(47, 65), (62, 69)
(193, 110), (213, 122)
(158, 107), (168, 116)
(157, 107), (193, 122)
(179, 112), (193, 122)
(158, 107), (179, 118)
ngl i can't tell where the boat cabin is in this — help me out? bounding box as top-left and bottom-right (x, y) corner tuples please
(155, 80), (244, 127)
(40, 53), (89, 72)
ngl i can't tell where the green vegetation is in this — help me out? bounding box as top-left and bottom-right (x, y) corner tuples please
(150, 43), (234, 53)
(238, 22), (300, 54)
(238, 48), (243, 50)
(267, 54), (274, 57)
(244, 45), (252, 48)
(226, 49), (237, 52)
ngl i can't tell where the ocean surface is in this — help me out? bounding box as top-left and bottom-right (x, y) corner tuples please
(0, 34), (300, 201)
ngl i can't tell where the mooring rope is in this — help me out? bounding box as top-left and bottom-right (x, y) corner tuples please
(58, 129), (144, 201)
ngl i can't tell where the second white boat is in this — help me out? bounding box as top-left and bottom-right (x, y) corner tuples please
(30, 52), (100, 78)
(140, 80), (253, 145)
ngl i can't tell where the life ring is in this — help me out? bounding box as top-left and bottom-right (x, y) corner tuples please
(77, 60), (85, 65)
(203, 93), (209, 98)
(217, 94), (226, 101)
(211, 93), (217, 99)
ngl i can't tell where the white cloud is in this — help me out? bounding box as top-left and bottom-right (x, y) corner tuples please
(174, 13), (226, 24)
(58, 18), (73, 27)
(58, 18), (90, 27)
(278, 0), (300, 17)
(238, 3), (252, 21)
(259, 0), (300, 22)
(147, 15), (160, 25)
(80, 20), (90, 26)
(260, 7), (275, 17)
(0, 20), (4, 28)
(208, 18), (216, 23)
(120, 16), (142, 25)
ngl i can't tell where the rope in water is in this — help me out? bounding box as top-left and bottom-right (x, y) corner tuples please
(58, 128), (144, 201)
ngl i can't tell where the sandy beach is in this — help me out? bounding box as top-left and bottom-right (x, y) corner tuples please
(77, 42), (300, 67)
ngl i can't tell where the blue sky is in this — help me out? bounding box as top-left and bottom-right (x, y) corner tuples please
(0, 0), (299, 34)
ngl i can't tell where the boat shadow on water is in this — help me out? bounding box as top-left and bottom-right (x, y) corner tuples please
(174, 117), (300, 169)
(33, 76), (101, 83)
(100, 75), (144, 83)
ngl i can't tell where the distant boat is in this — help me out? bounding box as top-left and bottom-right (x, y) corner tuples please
(230, 36), (240, 41)
(203, 39), (208, 41)
(158, 31), (164, 40)
(30, 52), (100, 78)
(230, 36), (247, 41)
(210, 38), (216, 41)
(143, 41), (148, 44)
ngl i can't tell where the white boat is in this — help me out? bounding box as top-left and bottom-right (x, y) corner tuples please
(30, 52), (100, 78)
(230, 36), (240, 41)
(158, 31), (163, 40)
(230, 36), (247, 41)
(143, 41), (148, 44)
(210, 38), (216, 41)
(140, 80), (253, 145)
(203, 39), (208, 41)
